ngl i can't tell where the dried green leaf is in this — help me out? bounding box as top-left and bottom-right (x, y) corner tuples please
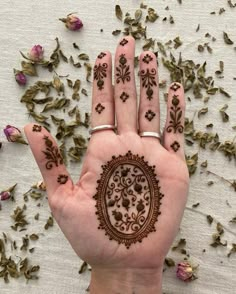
(69, 56), (81, 68)
(206, 87), (218, 95)
(29, 234), (39, 241)
(207, 215), (213, 224)
(59, 49), (68, 62)
(172, 238), (186, 251)
(115, 5), (123, 21)
(219, 104), (229, 122)
(78, 53), (89, 61)
(84, 62), (92, 82)
(201, 160), (208, 168)
(135, 9), (142, 22)
(219, 87), (231, 98)
(192, 202), (200, 208)
(21, 61), (37, 76)
(198, 107), (208, 118)
(169, 15), (174, 24)
(223, 31), (234, 45)
(73, 42), (80, 50)
(227, 243), (236, 257)
(173, 36), (182, 49)
(146, 8), (159, 23)
(44, 216), (54, 230)
(81, 88), (88, 96)
(165, 258), (175, 267)
(112, 30), (121, 36)
(79, 261), (88, 274)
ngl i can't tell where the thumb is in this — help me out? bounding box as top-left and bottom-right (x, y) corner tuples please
(24, 123), (73, 197)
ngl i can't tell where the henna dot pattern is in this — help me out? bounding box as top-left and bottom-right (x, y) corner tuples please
(166, 95), (184, 133)
(116, 54), (131, 84)
(145, 110), (156, 121)
(120, 91), (129, 103)
(140, 68), (157, 100)
(170, 141), (180, 152)
(97, 52), (106, 59)
(170, 82), (180, 92)
(94, 151), (164, 249)
(57, 174), (68, 184)
(95, 103), (105, 114)
(42, 136), (63, 170)
(120, 38), (128, 46)
(32, 124), (42, 132)
(142, 54), (153, 64)
(94, 62), (108, 90)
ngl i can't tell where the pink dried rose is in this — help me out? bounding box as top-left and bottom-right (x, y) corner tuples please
(0, 191), (11, 201)
(4, 125), (28, 145)
(14, 70), (27, 86)
(176, 262), (198, 282)
(59, 14), (83, 31)
(29, 45), (44, 62)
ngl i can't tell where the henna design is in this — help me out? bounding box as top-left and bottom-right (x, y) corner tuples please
(142, 54), (153, 64)
(42, 136), (63, 170)
(94, 63), (108, 90)
(32, 124), (42, 132)
(140, 68), (157, 100)
(120, 91), (129, 103)
(57, 174), (68, 184)
(120, 39), (128, 46)
(116, 54), (131, 84)
(166, 95), (184, 133)
(170, 141), (180, 152)
(95, 103), (105, 114)
(170, 82), (180, 91)
(145, 110), (156, 121)
(94, 151), (164, 249)
(98, 52), (106, 59)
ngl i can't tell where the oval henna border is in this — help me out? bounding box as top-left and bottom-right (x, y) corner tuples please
(93, 151), (164, 249)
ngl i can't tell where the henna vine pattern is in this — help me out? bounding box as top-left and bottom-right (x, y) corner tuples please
(95, 103), (105, 114)
(120, 39), (128, 46)
(145, 110), (156, 121)
(94, 151), (164, 249)
(166, 95), (184, 133)
(170, 141), (180, 152)
(140, 68), (157, 100)
(32, 124), (42, 132)
(142, 54), (153, 64)
(42, 136), (63, 170)
(98, 52), (106, 59)
(94, 63), (108, 90)
(170, 82), (180, 91)
(120, 91), (129, 103)
(57, 174), (68, 184)
(116, 54), (131, 84)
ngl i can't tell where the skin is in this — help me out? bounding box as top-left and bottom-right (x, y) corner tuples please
(24, 36), (189, 294)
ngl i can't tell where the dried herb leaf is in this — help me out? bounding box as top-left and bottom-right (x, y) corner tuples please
(21, 61), (37, 76)
(115, 5), (123, 21)
(198, 107), (208, 118)
(223, 31), (234, 45)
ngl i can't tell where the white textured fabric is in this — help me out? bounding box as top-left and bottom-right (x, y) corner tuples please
(0, 0), (236, 293)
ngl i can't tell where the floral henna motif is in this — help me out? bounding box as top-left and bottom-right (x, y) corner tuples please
(170, 141), (180, 152)
(32, 124), (42, 132)
(116, 54), (131, 84)
(57, 174), (68, 184)
(42, 136), (63, 170)
(95, 103), (105, 114)
(140, 68), (157, 100)
(94, 63), (108, 90)
(145, 110), (156, 121)
(97, 52), (106, 59)
(94, 151), (164, 249)
(120, 91), (129, 103)
(166, 95), (184, 133)
(120, 38), (128, 46)
(170, 82), (180, 91)
(142, 54), (153, 64)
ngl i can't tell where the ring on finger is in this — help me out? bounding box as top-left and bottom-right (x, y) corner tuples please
(89, 124), (117, 135)
(139, 131), (161, 140)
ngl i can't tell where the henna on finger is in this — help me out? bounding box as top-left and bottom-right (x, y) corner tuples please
(142, 54), (153, 64)
(94, 62), (108, 90)
(116, 54), (131, 84)
(97, 52), (106, 59)
(120, 91), (129, 103)
(120, 38), (128, 46)
(170, 141), (180, 152)
(57, 174), (69, 184)
(145, 110), (156, 121)
(166, 95), (184, 133)
(140, 68), (157, 100)
(42, 136), (63, 170)
(95, 103), (105, 114)
(32, 124), (42, 132)
(94, 151), (164, 249)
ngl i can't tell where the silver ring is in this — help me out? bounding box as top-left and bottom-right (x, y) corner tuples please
(139, 131), (161, 139)
(89, 124), (116, 135)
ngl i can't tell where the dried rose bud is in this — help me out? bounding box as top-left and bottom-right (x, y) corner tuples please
(59, 14), (83, 31)
(176, 262), (198, 282)
(29, 45), (44, 62)
(14, 70), (27, 86)
(4, 125), (28, 145)
(0, 191), (11, 201)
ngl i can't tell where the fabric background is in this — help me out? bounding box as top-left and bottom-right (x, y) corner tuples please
(0, 0), (236, 293)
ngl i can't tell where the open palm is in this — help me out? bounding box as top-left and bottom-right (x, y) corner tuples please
(25, 36), (189, 286)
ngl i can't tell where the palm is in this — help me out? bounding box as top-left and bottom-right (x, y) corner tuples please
(53, 132), (189, 269)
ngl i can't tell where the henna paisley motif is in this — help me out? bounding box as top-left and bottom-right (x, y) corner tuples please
(140, 68), (157, 100)
(42, 136), (63, 170)
(94, 63), (108, 90)
(94, 151), (164, 249)
(116, 54), (131, 84)
(166, 95), (184, 133)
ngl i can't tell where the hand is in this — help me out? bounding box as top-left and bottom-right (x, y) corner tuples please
(25, 36), (189, 294)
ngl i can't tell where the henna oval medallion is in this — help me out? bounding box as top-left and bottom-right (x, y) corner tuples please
(94, 151), (164, 248)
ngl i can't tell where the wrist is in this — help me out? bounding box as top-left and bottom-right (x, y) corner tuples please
(90, 266), (163, 294)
